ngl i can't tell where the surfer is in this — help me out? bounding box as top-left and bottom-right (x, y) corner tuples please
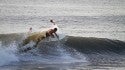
(49, 19), (59, 39)
(46, 28), (59, 39)
(21, 27), (59, 52)
(20, 19), (59, 52)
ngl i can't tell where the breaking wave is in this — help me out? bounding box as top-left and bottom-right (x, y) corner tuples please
(0, 33), (86, 66)
(0, 33), (125, 66)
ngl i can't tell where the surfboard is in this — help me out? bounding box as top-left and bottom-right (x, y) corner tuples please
(23, 31), (47, 46)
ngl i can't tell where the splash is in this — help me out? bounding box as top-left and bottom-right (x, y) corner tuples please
(0, 41), (19, 66)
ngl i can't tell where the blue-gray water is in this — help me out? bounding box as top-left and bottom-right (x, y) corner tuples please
(0, 16), (125, 70)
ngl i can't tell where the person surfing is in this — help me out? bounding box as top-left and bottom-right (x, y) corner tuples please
(47, 19), (59, 39)
(46, 27), (59, 39)
(21, 20), (59, 52)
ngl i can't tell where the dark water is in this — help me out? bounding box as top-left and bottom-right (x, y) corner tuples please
(0, 33), (125, 70)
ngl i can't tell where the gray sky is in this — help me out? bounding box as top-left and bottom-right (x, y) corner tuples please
(0, 0), (125, 16)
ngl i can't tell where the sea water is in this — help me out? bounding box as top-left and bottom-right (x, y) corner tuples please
(0, 16), (125, 70)
(0, 0), (125, 69)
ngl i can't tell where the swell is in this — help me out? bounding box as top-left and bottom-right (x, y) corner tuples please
(64, 36), (125, 54)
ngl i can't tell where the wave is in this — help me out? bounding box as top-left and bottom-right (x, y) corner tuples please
(0, 33), (86, 66)
(0, 33), (125, 54)
(63, 36), (125, 54)
(0, 33), (125, 66)
(0, 33), (26, 45)
(0, 41), (18, 66)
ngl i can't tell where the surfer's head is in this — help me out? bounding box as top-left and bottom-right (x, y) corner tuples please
(53, 28), (57, 32)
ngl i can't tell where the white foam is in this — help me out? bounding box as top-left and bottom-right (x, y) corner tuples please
(0, 41), (19, 66)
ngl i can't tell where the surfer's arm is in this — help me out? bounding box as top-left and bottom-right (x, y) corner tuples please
(54, 33), (59, 39)
(51, 34), (55, 38)
(50, 20), (56, 25)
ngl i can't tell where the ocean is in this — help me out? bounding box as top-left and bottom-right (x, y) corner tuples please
(0, 16), (125, 70)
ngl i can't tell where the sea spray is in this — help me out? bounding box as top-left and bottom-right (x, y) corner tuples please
(0, 41), (19, 66)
